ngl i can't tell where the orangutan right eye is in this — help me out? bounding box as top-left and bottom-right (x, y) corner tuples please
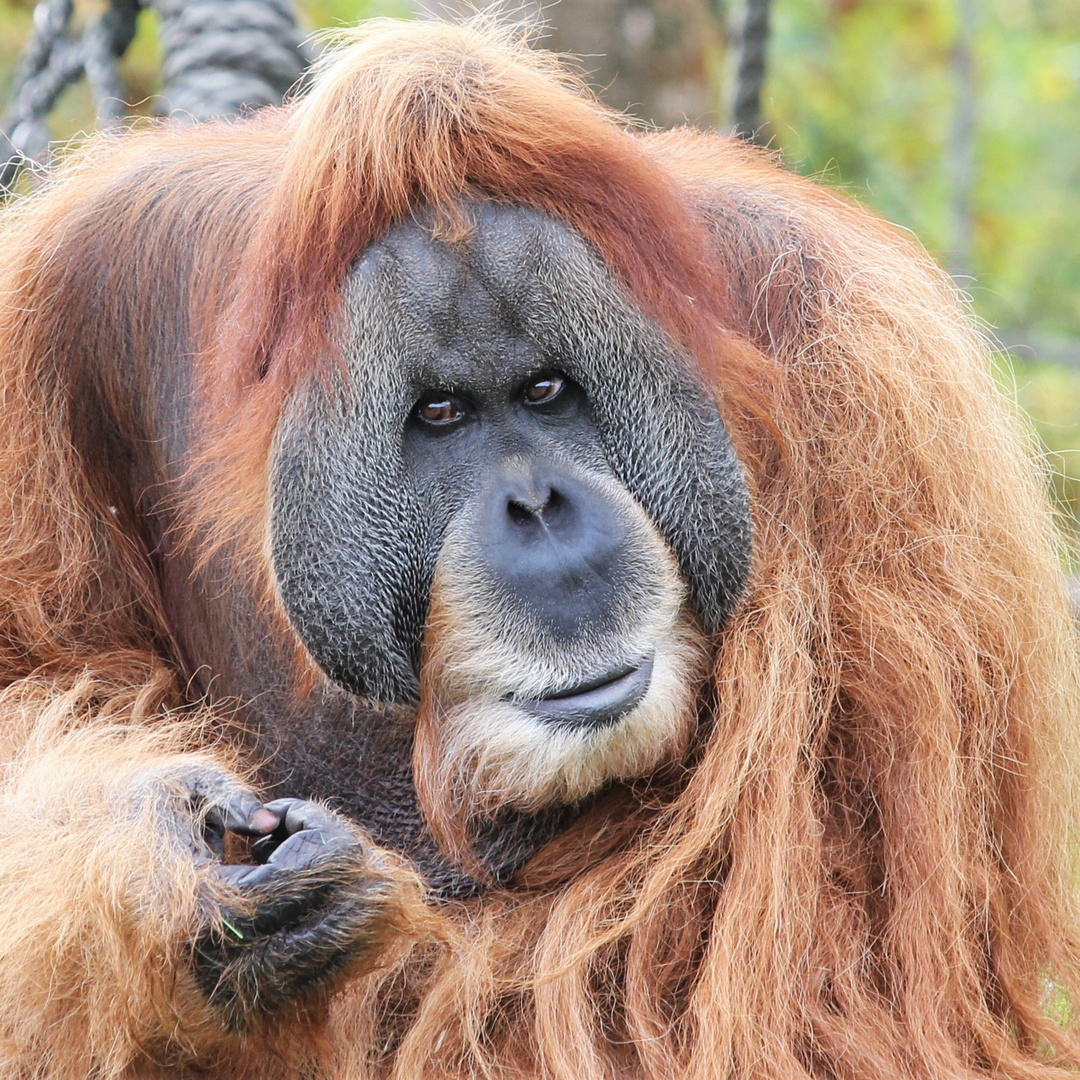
(415, 393), (468, 427)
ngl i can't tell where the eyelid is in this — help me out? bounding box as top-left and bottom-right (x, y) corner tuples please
(523, 373), (566, 405)
(415, 392), (468, 427)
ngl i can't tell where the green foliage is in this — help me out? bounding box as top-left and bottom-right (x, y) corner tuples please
(298, 0), (411, 30)
(767, 0), (1080, 342)
(764, 0), (1080, 528)
(0, 2), (32, 106)
(1007, 359), (1080, 529)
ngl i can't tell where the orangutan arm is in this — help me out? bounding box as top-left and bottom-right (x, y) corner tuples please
(0, 690), (429, 1075)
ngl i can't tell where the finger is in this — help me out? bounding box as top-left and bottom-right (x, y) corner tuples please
(265, 827), (353, 871)
(215, 861), (277, 889)
(251, 833), (279, 864)
(202, 807), (228, 859)
(250, 800), (354, 864)
(187, 771), (277, 836)
(261, 798), (346, 837)
(218, 790), (280, 836)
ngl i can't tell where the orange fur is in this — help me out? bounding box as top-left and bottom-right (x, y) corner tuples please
(0, 16), (1076, 1079)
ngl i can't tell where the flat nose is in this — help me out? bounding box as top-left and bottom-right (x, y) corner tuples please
(505, 477), (570, 530)
(482, 463), (629, 639)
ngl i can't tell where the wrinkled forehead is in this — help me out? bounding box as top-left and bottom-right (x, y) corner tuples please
(342, 204), (644, 391)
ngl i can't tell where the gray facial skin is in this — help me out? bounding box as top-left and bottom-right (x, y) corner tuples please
(143, 201), (755, 898)
(271, 204), (752, 711)
(112, 191), (750, 900)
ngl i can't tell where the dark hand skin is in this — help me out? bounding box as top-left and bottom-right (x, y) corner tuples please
(156, 766), (412, 1031)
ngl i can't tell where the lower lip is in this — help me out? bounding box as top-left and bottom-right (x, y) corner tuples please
(522, 655), (655, 731)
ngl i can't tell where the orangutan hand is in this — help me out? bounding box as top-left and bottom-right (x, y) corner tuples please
(150, 766), (411, 1030)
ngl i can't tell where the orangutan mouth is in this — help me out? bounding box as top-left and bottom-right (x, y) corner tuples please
(522, 654), (655, 729)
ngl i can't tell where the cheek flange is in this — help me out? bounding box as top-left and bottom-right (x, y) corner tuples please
(269, 384), (453, 704)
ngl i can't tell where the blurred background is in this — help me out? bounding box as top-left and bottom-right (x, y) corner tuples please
(1, 0), (1078, 529)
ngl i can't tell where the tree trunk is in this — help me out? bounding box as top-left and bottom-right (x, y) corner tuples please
(727, 0), (772, 142)
(413, 0), (724, 129)
(947, 0), (977, 276)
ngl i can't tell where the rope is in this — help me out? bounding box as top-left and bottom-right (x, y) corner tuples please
(1, 0), (309, 192)
(152, 0), (310, 122)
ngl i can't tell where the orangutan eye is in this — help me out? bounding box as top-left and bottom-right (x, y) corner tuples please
(523, 373), (565, 406)
(415, 392), (467, 427)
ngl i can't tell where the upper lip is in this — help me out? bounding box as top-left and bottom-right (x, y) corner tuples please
(520, 654), (655, 730)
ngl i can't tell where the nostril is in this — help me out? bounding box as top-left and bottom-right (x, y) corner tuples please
(545, 488), (566, 519)
(506, 482), (559, 525)
(507, 498), (535, 525)
(483, 466), (627, 639)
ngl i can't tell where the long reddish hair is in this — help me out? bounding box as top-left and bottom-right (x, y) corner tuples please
(0, 17), (1076, 1079)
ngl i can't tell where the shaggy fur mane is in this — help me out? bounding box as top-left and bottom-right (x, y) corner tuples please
(0, 17), (1078, 1080)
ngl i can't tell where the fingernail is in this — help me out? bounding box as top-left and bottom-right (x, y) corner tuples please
(250, 807), (280, 833)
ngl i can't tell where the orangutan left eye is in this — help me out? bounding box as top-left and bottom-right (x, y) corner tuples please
(523, 373), (565, 405)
